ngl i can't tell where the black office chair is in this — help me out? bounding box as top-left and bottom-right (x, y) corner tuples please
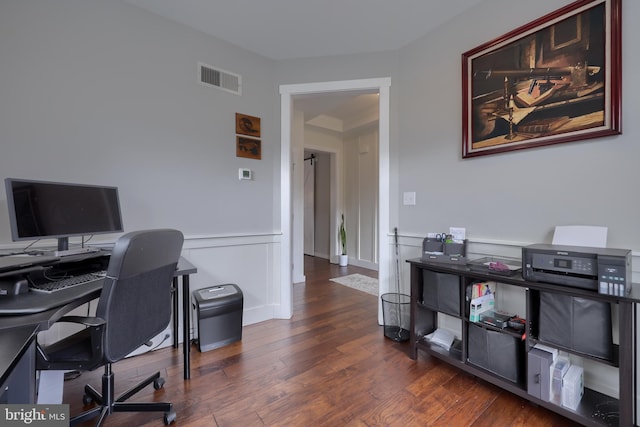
(36, 229), (184, 426)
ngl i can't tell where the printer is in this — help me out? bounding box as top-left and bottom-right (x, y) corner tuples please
(522, 243), (631, 296)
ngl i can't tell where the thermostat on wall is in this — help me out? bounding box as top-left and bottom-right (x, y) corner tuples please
(239, 168), (252, 180)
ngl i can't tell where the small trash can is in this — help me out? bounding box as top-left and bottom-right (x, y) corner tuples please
(193, 284), (243, 352)
(381, 293), (410, 342)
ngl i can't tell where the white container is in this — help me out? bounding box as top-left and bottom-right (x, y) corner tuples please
(551, 357), (570, 404)
(562, 365), (584, 410)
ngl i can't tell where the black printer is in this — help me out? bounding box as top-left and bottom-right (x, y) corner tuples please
(522, 243), (631, 296)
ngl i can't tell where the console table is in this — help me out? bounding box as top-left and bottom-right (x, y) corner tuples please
(407, 258), (638, 426)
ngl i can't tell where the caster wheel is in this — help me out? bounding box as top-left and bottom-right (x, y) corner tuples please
(164, 410), (177, 425)
(154, 377), (165, 390)
(82, 394), (93, 405)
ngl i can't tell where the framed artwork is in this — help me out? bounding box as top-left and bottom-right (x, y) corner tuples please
(235, 113), (261, 138)
(462, 0), (621, 158)
(236, 136), (261, 160)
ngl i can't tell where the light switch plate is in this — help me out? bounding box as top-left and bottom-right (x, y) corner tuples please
(403, 191), (416, 205)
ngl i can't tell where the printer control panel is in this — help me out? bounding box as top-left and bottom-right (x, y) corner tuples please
(598, 257), (629, 296)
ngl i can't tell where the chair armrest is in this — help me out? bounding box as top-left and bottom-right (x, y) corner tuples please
(57, 315), (106, 328)
(36, 316), (107, 371)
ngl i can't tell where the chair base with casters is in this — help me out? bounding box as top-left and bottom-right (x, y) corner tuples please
(71, 364), (176, 426)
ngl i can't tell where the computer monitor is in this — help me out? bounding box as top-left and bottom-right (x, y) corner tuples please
(4, 178), (123, 252)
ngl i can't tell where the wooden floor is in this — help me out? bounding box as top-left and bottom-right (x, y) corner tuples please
(67, 256), (578, 426)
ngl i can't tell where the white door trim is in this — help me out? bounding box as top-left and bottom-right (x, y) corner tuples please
(279, 78), (391, 320)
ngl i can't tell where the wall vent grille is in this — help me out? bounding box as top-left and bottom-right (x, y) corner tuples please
(198, 62), (241, 95)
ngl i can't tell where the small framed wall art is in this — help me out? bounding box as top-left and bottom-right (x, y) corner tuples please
(236, 136), (261, 160)
(235, 113), (261, 138)
(235, 113), (261, 160)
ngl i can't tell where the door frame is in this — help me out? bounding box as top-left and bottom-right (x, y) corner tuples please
(279, 78), (391, 320)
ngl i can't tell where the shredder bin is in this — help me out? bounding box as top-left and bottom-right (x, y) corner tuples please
(193, 284), (243, 352)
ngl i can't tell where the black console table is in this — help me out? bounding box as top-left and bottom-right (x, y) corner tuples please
(407, 258), (639, 427)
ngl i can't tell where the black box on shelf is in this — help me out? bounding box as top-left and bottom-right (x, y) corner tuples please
(479, 310), (513, 329)
(538, 292), (613, 361)
(422, 270), (461, 317)
(468, 323), (524, 383)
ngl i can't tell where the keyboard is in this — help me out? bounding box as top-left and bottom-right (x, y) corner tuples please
(29, 271), (107, 294)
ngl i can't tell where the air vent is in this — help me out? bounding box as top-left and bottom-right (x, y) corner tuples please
(198, 62), (241, 95)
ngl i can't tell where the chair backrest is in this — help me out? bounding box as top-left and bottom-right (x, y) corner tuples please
(96, 229), (184, 362)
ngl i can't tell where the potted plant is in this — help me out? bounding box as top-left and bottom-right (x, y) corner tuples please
(339, 214), (348, 266)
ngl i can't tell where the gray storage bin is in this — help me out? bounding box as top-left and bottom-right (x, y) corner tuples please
(193, 284), (243, 352)
(422, 270), (461, 316)
(468, 323), (524, 383)
(538, 292), (613, 361)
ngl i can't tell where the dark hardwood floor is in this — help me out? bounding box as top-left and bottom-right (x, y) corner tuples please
(66, 255), (577, 426)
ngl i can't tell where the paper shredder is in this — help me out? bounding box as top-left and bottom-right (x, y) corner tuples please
(193, 284), (243, 352)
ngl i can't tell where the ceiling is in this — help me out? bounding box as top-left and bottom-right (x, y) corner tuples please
(124, 0), (484, 61)
(123, 0), (484, 124)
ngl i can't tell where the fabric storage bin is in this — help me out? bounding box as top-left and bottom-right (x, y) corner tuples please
(538, 292), (613, 360)
(422, 270), (460, 316)
(468, 323), (524, 383)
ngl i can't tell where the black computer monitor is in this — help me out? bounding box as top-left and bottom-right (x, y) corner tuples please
(4, 178), (123, 251)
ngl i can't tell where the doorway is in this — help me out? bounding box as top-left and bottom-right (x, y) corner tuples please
(279, 78), (391, 323)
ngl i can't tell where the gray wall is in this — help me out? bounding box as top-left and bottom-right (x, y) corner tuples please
(0, 0), (280, 244)
(278, 0), (640, 253)
(2, 0), (639, 300)
(396, 0), (639, 249)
